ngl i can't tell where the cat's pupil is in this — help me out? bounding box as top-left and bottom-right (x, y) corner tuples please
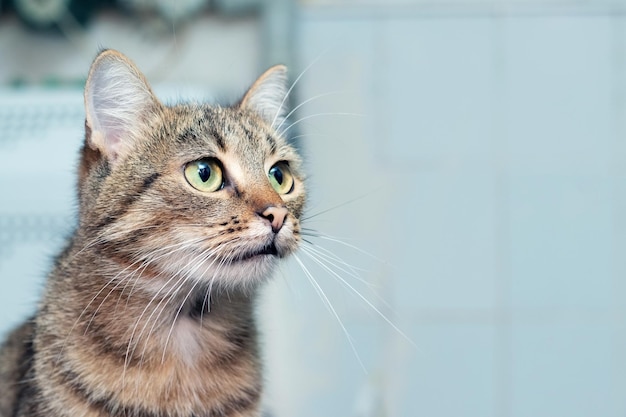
(272, 167), (283, 185)
(198, 163), (211, 182)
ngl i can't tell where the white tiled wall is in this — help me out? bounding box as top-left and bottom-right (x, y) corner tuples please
(270, 4), (626, 417)
(2, 3), (625, 417)
(0, 90), (81, 331)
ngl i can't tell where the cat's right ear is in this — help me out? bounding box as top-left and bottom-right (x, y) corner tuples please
(239, 65), (289, 128)
(84, 50), (160, 164)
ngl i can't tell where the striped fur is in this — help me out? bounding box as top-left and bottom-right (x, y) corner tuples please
(0, 50), (305, 417)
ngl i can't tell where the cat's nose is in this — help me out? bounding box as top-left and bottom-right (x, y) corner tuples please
(258, 206), (288, 233)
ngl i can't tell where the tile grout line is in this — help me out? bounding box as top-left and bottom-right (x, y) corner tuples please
(609, 13), (626, 417)
(492, 10), (513, 417)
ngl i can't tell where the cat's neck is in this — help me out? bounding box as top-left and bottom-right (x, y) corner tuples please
(59, 244), (259, 356)
(37, 244), (263, 416)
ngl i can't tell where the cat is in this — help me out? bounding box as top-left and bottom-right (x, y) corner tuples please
(0, 49), (306, 417)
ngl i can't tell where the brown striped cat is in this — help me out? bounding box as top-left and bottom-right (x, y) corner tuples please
(0, 49), (305, 417)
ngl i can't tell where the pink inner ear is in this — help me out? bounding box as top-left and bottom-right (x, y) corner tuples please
(87, 92), (127, 160)
(97, 127), (124, 161)
(241, 65), (289, 126)
(85, 57), (155, 161)
(94, 98), (128, 149)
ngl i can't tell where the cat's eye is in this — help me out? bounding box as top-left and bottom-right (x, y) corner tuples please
(184, 158), (224, 192)
(268, 162), (294, 194)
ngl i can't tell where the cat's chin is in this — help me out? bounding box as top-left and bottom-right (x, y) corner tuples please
(142, 228), (299, 292)
(151, 251), (282, 292)
(236, 242), (279, 261)
(219, 254), (281, 287)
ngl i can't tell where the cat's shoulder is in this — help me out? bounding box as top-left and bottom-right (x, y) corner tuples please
(0, 318), (36, 416)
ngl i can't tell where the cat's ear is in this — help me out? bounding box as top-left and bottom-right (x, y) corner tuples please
(84, 50), (160, 163)
(240, 65), (289, 128)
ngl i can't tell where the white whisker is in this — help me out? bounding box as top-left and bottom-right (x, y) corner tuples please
(293, 254), (367, 373)
(159, 249), (221, 363)
(300, 250), (415, 348)
(300, 245), (372, 287)
(57, 236), (202, 365)
(270, 49), (330, 129)
(303, 231), (386, 264)
(278, 112), (365, 136)
(275, 91), (345, 133)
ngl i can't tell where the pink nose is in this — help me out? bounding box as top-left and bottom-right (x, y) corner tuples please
(258, 206), (288, 233)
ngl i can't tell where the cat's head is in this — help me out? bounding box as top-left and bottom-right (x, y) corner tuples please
(78, 49), (305, 292)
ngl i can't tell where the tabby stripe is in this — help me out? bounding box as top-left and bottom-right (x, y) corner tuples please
(197, 111), (226, 151)
(211, 129), (227, 151)
(178, 126), (198, 145)
(240, 125), (259, 146)
(189, 293), (211, 319)
(266, 134), (277, 154)
(141, 172), (160, 190)
(225, 326), (252, 349)
(221, 389), (261, 417)
(93, 172), (160, 230)
(57, 368), (162, 417)
(58, 367), (259, 417)
(206, 328), (255, 369)
(12, 327), (37, 417)
(82, 322), (136, 366)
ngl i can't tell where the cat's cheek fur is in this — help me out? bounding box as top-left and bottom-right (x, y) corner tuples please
(153, 225), (298, 291)
(152, 253), (278, 287)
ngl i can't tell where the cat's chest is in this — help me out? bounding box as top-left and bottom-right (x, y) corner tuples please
(58, 315), (260, 415)
(168, 317), (205, 364)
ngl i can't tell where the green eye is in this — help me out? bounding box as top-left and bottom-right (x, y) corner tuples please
(268, 162), (294, 194)
(184, 158), (224, 192)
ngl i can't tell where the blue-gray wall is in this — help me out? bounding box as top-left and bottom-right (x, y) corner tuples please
(1, 2), (623, 417)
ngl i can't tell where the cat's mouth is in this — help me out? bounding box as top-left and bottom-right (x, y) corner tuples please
(236, 243), (279, 262)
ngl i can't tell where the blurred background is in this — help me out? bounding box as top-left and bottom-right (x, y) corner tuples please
(0, 0), (622, 416)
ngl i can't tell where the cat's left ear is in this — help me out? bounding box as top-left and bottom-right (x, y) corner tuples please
(84, 50), (161, 164)
(240, 65), (289, 129)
